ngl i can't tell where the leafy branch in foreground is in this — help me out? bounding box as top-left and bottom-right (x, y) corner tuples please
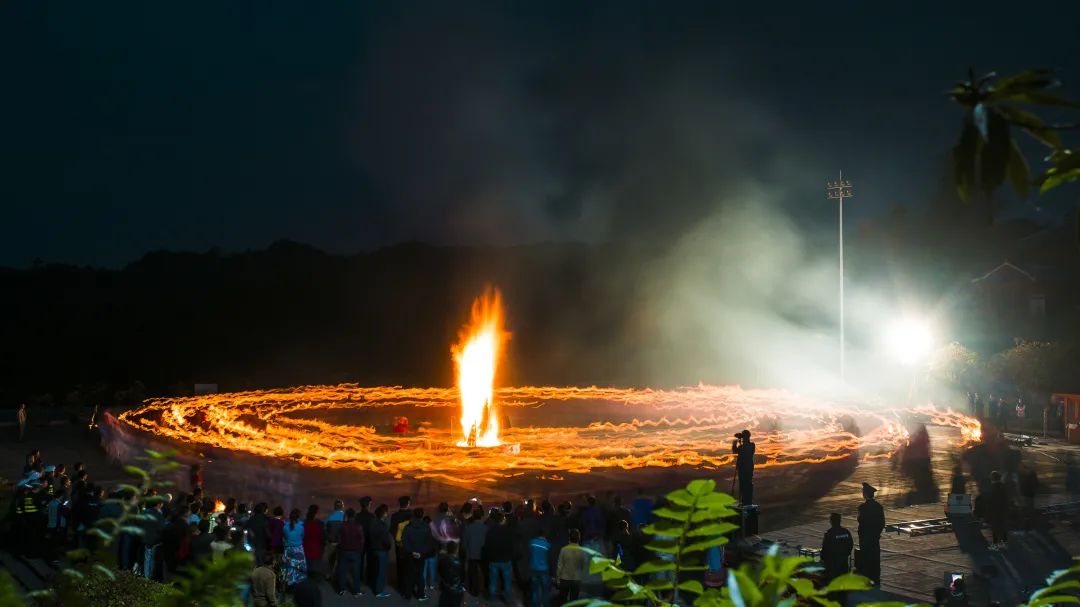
(566, 479), (887, 607)
(1021, 556), (1080, 607)
(26, 449), (252, 607)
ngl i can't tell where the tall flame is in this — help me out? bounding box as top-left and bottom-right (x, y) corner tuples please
(453, 289), (505, 447)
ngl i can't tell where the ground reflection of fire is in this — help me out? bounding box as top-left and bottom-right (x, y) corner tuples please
(117, 384), (980, 487)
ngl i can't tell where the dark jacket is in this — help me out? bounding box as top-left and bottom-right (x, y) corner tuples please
(857, 499), (885, 540)
(369, 518), (393, 552)
(247, 512), (270, 551)
(402, 519), (435, 557)
(984, 481), (1011, 521)
(438, 553), (465, 592)
(339, 520), (365, 553)
(357, 510), (375, 550)
(820, 526), (853, 576)
(485, 524), (515, 562)
(461, 520), (487, 561)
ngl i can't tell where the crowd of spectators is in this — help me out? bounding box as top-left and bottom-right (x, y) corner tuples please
(8, 452), (667, 607)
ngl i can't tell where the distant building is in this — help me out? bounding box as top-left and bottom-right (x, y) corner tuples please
(961, 260), (1079, 350)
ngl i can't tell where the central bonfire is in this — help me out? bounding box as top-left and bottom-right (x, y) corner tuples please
(453, 289), (506, 447)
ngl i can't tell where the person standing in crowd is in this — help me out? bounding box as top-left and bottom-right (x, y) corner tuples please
(950, 466), (967, 495)
(337, 509), (366, 597)
(356, 498), (375, 589)
(984, 471), (1012, 550)
(556, 529), (587, 605)
(293, 561), (324, 607)
(391, 496), (413, 595)
(461, 509), (487, 604)
(370, 504), (394, 599)
(303, 505), (325, 571)
(140, 498), (165, 580)
(820, 513), (853, 582)
(630, 489), (654, 529)
(17, 403), (27, 441)
(210, 526), (233, 560)
(580, 496), (605, 552)
(486, 511), (515, 605)
(251, 552), (280, 607)
(269, 506), (286, 557)
(282, 508), (307, 589)
(529, 529), (551, 607)
(247, 503), (271, 566)
(732, 430), (756, 505)
(856, 482), (885, 585)
(403, 507), (436, 601)
(438, 540), (465, 607)
(324, 500), (346, 582)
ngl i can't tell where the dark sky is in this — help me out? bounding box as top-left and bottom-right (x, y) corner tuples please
(2, 1), (1079, 267)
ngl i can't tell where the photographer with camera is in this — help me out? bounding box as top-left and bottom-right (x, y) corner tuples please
(731, 430), (756, 505)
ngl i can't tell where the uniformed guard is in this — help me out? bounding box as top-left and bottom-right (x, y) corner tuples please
(856, 482), (885, 585)
(820, 512), (853, 581)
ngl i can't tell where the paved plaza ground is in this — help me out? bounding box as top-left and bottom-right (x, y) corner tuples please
(3, 420), (1079, 605)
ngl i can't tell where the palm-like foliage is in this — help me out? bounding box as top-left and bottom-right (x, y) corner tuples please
(948, 68), (1079, 202)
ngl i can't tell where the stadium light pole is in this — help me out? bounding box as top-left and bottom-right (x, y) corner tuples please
(826, 172), (853, 381)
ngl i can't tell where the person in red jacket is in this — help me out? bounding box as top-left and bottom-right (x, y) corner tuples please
(303, 504), (325, 565)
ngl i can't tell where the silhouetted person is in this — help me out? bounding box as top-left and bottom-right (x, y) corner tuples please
(857, 482), (884, 585)
(984, 471), (1011, 549)
(950, 466), (967, 495)
(732, 430), (756, 505)
(17, 404), (27, 441)
(820, 513), (853, 582)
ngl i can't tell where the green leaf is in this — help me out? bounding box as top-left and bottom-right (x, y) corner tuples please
(810, 596), (841, 607)
(788, 578), (817, 598)
(731, 569), (763, 607)
(563, 600), (618, 607)
(1030, 596), (1080, 607)
(988, 69), (1059, 99)
(589, 557), (614, 574)
(92, 564), (116, 581)
(686, 479), (717, 497)
(1007, 137), (1031, 199)
(695, 493), (737, 507)
(1032, 581), (1080, 600)
(683, 536), (729, 554)
(632, 560), (676, 575)
(1039, 166), (1080, 193)
(691, 508), (736, 522)
(777, 556), (814, 581)
(123, 465), (150, 479)
(1006, 91), (1080, 108)
(653, 506), (691, 522)
(645, 580), (674, 591)
(996, 105), (1063, 149)
(980, 109), (1012, 193)
(821, 573), (872, 593)
(688, 522), (740, 537)
(678, 580), (705, 595)
(643, 521), (683, 535)
(666, 489), (695, 507)
(953, 119), (978, 201)
(726, 570), (747, 607)
(645, 539), (680, 555)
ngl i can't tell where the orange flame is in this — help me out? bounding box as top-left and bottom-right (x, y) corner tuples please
(453, 289), (506, 447)
(213, 498), (225, 513)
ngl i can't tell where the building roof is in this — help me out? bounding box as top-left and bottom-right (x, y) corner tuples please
(971, 261), (1036, 284)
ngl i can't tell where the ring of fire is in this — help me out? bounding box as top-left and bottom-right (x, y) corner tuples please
(116, 384), (980, 487)
(116, 290), (980, 487)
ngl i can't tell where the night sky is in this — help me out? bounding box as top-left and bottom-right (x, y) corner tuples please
(2, 1), (1079, 267)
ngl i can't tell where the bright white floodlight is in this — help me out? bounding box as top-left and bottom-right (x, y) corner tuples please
(884, 318), (933, 366)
